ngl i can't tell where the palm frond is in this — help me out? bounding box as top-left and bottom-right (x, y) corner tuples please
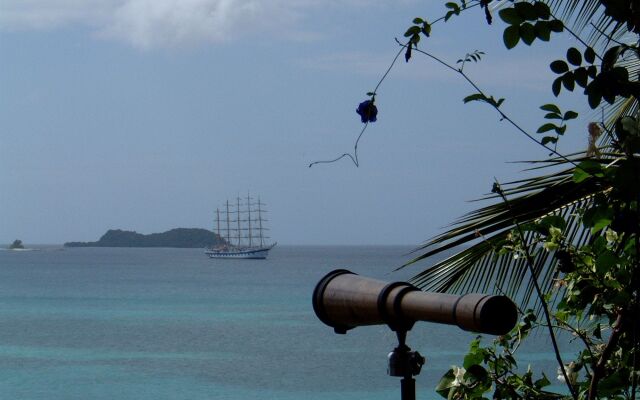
(404, 1), (638, 317)
(404, 156), (613, 312)
(544, 0), (629, 45)
(405, 159), (598, 262)
(546, 0), (602, 35)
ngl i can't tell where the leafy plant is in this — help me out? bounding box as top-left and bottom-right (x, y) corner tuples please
(313, 1), (640, 395)
(394, 1), (640, 399)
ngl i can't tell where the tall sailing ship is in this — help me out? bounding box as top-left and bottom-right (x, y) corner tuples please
(205, 194), (276, 259)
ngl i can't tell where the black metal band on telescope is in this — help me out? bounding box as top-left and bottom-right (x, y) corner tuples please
(451, 293), (466, 329)
(377, 282), (418, 332)
(473, 294), (489, 332)
(393, 286), (419, 322)
(312, 269), (353, 334)
(377, 282), (405, 325)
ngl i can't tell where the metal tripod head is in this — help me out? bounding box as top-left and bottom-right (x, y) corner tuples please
(387, 329), (425, 400)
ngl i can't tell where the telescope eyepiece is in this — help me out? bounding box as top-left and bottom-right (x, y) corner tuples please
(476, 294), (519, 336)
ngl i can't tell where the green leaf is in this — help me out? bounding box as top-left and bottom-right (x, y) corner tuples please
(404, 26), (420, 37)
(534, 21), (551, 41)
(582, 206), (602, 227)
(562, 72), (575, 91)
(544, 112), (562, 120)
(539, 215), (567, 230)
(435, 369), (457, 399)
(584, 47), (596, 64)
(613, 65), (629, 82)
(596, 251), (619, 270)
(463, 93), (486, 103)
(519, 23), (535, 45)
(533, 1), (551, 19)
(464, 365), (490, 394)
(444, 11), (455, 22)
(463, 352), (484, 369)
(552, 77), (562, 97)
(563, 110), (578, 120)
(514, 2), (537, 21)
(602, 45), (623, 71)
(588, 92), (602, 109)
(555, 125), (567, 135)
(550, 60), (569, 74)
(566, 47), (582, 66)
(445, 2), (458, 10)
(548, 19), (563, 32)
(413, 17), (424, 24)
(591, 218), (612, 234)
(537, 123), (557, 133)
(574, 67), (588, 88)
(534, 374), (551, 389)
(555, 309), (569, 323)
(498, 7), (523, 25)
(573, 160), (604, 183)
(541, 136), (558, 145)
(503, 25), (520, 49)
(603, 91), (616, 105)
(422, 23), (432, 37)
(620, 115), (639, 136)
(540, 103), (560, 113)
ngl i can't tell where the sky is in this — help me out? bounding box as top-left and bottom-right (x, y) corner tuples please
(1, 0), (592, 246)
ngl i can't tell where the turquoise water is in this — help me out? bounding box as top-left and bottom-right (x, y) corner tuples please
(0, 246), (571, 399)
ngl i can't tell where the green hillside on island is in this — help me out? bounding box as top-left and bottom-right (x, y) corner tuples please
(64, 228), (225, 248)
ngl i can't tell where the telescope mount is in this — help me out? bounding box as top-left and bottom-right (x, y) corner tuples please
(387, 329), (425, 400)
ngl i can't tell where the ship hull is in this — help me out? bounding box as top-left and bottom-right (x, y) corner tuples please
(205, 244), (276, 260)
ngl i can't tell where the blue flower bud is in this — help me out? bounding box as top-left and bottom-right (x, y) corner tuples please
(356, 100), (378, 123)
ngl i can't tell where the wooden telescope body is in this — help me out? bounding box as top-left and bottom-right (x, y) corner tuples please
(313, 269), (517, 335)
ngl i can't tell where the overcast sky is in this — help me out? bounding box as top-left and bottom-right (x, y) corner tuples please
(1, 1), (591, 245)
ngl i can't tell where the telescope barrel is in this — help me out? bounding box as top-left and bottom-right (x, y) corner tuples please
(313, 269), (517, 335)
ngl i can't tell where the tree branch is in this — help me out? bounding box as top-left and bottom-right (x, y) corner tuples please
(588, 312), (625, 400)
(308, 1), (482, 168)
(399, 41), (580, 168)
(307, 44), (403, 168)
(493, 179), (579, 400)
(308, 123), (368, 168)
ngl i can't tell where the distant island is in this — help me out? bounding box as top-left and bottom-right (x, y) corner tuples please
(64, 228), (225, 248)
(9, 239), (25, 250)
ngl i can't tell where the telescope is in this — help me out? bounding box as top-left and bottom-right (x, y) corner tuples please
(313, 269), (517, 335)
(312, 269), (519, 400)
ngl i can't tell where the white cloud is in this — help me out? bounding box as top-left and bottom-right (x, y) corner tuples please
(0, 0), (327, 48)
(103, 0), (268, 48)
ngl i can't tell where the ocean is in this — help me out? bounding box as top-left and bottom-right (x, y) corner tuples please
(0, 246), (570, 399)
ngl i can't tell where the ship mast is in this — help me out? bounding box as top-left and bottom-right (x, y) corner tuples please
(258, 196), (264, 246)
(226, 200), (231, 245)
(237, 196), (241, 247)
(247, 192), (253, 247)
(216, 208), (220, 244)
